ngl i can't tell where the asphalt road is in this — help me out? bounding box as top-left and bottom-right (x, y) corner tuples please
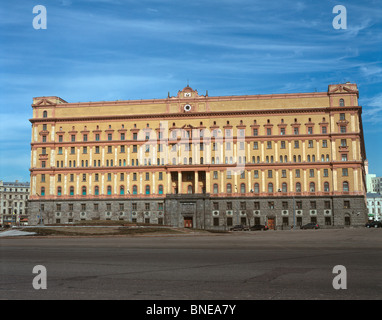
(1, 228), (381, 300)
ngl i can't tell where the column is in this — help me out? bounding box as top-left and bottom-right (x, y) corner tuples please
(195, 171), (199, 193)
(206, 171), (211, 193)
(178, 171), (182, 194)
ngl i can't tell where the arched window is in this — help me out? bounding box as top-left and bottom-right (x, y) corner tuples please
(324, 182), (330, 192)
(132, 185), (137, 195)
(94, 186), (99, 196)
(145, 185), (150, 195)
(282, 182), (287, 193)
(254, 183), (259, 193)
(296, 182), (301, 192)
(226, 183), (232, 194)
(57, 187), (62, 196)
(69, 186), (74, 196)
(43, 110), (47, 118)
(343, 181), (349, 192)
(107, 186), (112, 195)
(82, 186), (87, 196)
(268, 183), (273, 193)
(120, 186), (124, 195)
(339, 99), (345, 107)
(310, 182), (315, 192)
(187, 185), (193, 194)
(158, 185), (163, 195)
(213, 184), (218, 194)
(240, 183), (246, 194)
(41, 187), (45, 196)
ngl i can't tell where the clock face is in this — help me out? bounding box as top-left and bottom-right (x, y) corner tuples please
(184, 92), (191, 97)
(184, 104), (192, 112)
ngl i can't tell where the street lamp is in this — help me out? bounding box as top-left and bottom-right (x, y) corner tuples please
(36, 192), (42, 225)
(278, 189), (296, 230)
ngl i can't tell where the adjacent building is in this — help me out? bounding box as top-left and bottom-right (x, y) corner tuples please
(366, 193), (382, 221)
(28, 82), (368, 229)
(0, 180), (30, 226)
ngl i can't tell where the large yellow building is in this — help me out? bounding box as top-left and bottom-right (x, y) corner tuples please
(28, 83), (368, 229)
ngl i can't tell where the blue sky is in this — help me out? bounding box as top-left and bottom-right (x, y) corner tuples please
(0, 0), (381, 182)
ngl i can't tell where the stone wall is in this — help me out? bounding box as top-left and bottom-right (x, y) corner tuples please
(28, 195), (367, 229)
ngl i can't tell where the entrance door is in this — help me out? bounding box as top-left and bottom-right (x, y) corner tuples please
(184, 217), (193, 228)
(268, 218), (275, 230)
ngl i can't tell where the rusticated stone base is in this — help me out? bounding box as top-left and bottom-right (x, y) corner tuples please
(28, 194), (367, 229)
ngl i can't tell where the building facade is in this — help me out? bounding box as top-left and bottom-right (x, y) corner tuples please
(28, 83), (368, 229)
(366, 193), (382, 221)
(0, 180), (30, 226)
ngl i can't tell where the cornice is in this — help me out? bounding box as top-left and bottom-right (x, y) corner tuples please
(29, 106), (362, 124)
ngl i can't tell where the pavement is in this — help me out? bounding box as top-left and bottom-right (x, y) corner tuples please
(0, 229), (36, 237)
(0, 228), (381, 300)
